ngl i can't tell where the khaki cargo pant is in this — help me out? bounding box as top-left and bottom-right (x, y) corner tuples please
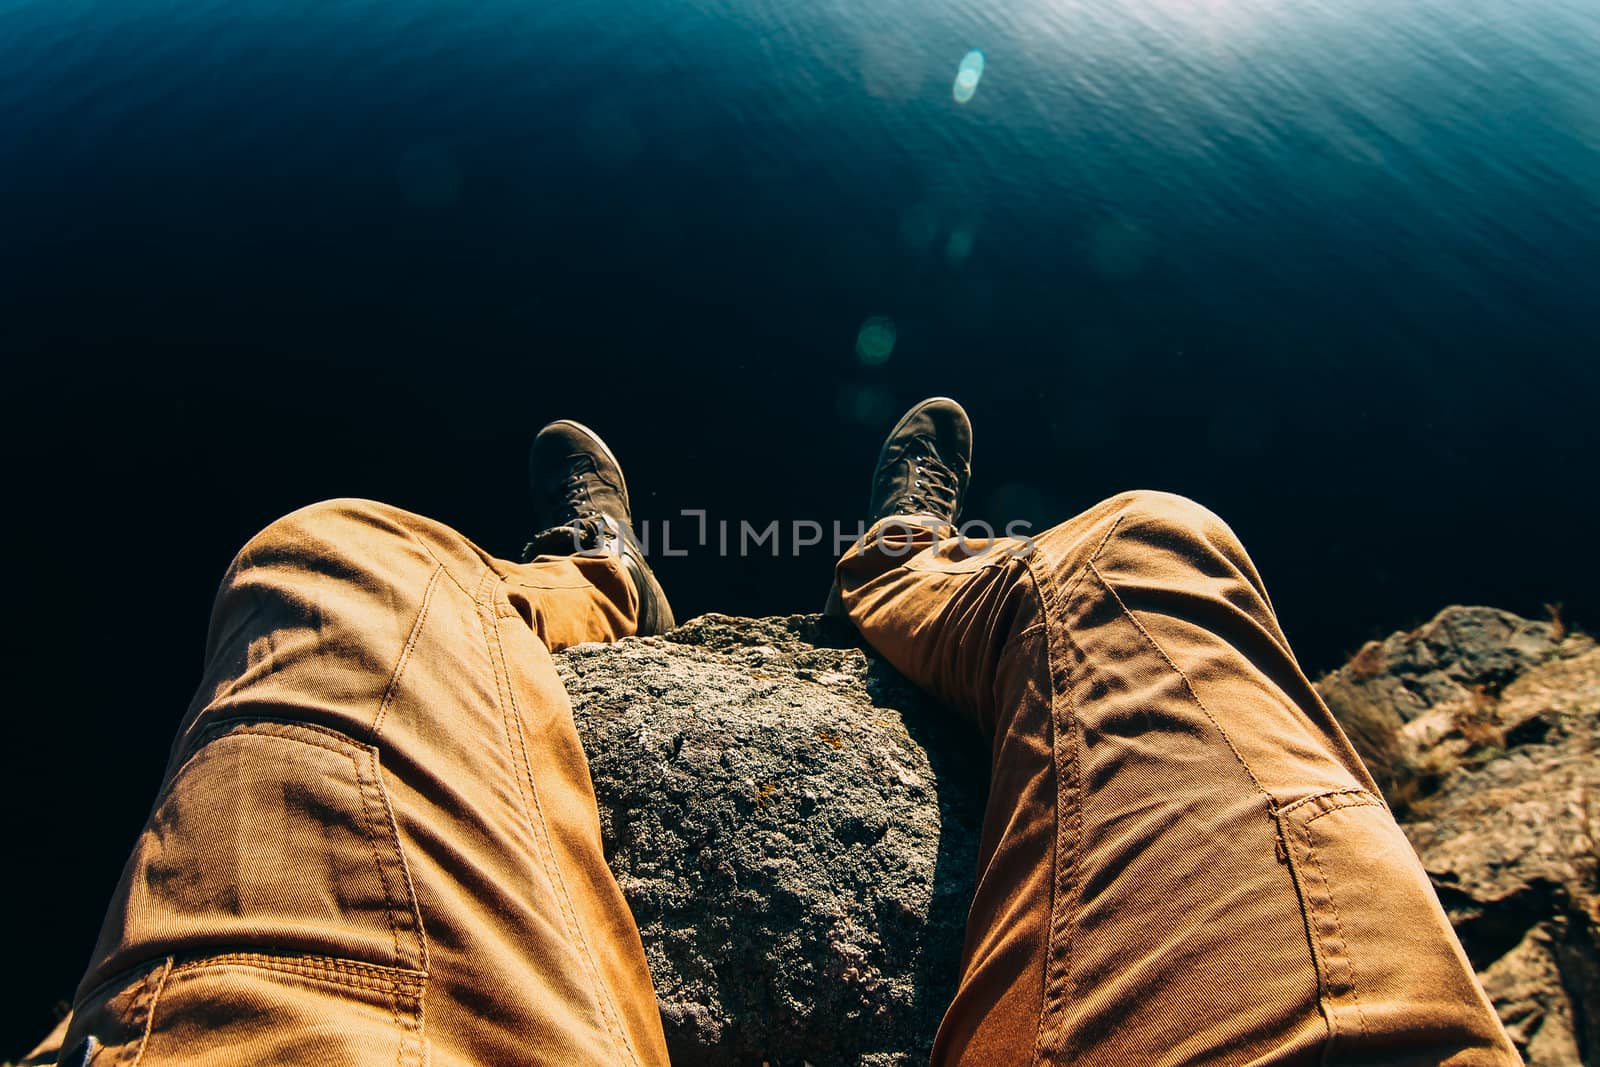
(28, 492), (1517, 1065)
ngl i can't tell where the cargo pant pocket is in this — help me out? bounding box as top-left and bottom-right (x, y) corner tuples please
(1275, 788), (1499, 1064)
(63, 720), (428, 1064)
(62, 953), (427, 1066)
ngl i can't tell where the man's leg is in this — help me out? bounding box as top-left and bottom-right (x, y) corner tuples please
(834, 402), (1517, 1065)
(48, 494), (670, 1066)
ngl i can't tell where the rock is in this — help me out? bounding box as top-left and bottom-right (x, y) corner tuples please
(1317, 606), (1599, 1067)
(558, 614), (988, 1066)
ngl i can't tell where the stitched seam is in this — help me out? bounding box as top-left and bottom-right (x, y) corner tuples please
(192, 721), (367, 758)
(1045, 621), (1083, 1067)
(411, 534), (477, 598)
(399, 985), (426, 1067)
(127, 958), (171, 1067)
(478, 574), (643, 1067)
(375, 564), (445, 738)
(1299, 819), (1340, 1049)
(351, 748), (408, 973)
(368, 745), (431, 973)
(232, 727), (359, 759)
(1025, 558), (1085, 1066)
(1303, 819), (1370, 1041)
(168, 961), (421, 996)
(390, 963), (404, 1067)
(496, 600), (641, 1065)
(1021, 626), (1059, 1067)
(168, 952), (426, 985)
(1087, 561), (1271, 799)
(71, 963), (151, 1012)
(1303, 799), (1383, 825)
(169, 719), (374, 790)
(1084, 513), (1126, 568)
(1276, 818), (1337, 1055)
(227, 721), (352, 746)
(403, 971), (428, 1067)
(77, 949), (424, 1008)
(1278, 789), (1381, 818)
(1049, 517), (1121, 609)
(1017, 515), (1118, 1064)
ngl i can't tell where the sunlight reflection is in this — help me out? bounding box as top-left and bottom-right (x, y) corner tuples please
(952, 50), (985, 104)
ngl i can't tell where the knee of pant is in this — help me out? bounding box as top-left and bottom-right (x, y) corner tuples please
(1100, 489), (1246, 558)
(231, 498), (411, 577)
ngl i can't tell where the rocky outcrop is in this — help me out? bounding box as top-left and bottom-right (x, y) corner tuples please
(560, 606), (1597, 1066)
(559, 614), (987, 1066)
(1319, 607), (1598, 1067)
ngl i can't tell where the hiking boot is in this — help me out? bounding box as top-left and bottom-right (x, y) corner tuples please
(866, 396), (973, 527)
(522, 419), (676, 635)
(825, 396), (973, 615)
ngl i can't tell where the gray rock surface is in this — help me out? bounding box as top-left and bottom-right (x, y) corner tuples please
(559, 614), (988, 1066)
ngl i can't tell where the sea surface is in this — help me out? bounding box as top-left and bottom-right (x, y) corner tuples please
(2, 0), (1598, 1050)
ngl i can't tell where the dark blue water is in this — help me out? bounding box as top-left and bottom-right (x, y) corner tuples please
(3, 0), (1598, 1049)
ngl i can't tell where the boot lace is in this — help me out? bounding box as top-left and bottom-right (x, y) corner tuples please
(553, 454), (605, 525)
(885, 436), (961, 519)
(523, 455), (613, 559)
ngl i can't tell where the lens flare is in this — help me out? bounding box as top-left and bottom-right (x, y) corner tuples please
(952, 50), (985, 104)
(855, 316), (898, 365)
